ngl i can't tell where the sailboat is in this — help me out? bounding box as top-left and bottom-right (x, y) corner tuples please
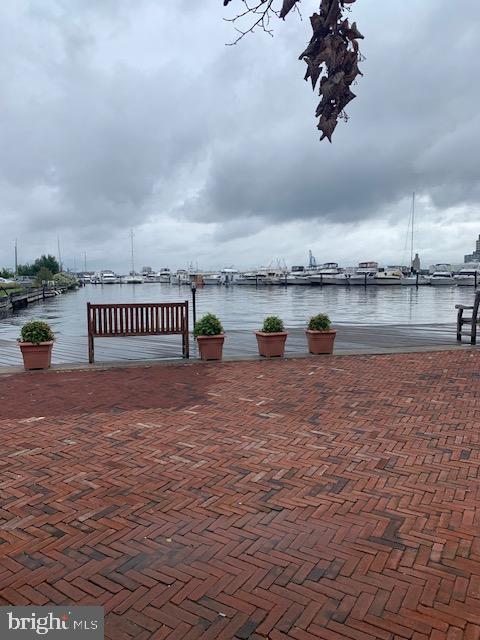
(124, 230), (143, 284)
(401, 193), (429, 285)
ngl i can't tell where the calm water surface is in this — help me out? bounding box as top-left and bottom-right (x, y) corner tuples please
(0, 284), (473, 341)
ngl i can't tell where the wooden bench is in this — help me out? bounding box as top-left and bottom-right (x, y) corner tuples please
(87, 302), (189, 363)
(456, 290), (480, 345)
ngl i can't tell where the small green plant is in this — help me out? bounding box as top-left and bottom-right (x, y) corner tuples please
(308, 314), (331, 331)
(261, 316), (285, 333)
(19, 320), (55, 344)
(194, 313), (224, 337)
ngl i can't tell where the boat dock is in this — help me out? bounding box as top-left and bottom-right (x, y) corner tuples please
(0, 322), (462, 368)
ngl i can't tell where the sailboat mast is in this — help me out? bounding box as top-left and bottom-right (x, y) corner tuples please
(410, 192), (415, 270)
(57, 236), (62, 272)
(130, 229), (135, 275)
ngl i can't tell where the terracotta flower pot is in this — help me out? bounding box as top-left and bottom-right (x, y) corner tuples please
(255, 331), (288, 358)
(305, 329), (336, 354)
(196, 334), (225, 361)
(18, 341), (54, 370)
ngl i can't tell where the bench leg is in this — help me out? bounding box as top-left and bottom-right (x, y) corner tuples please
(88, 335), (95, 363)
(457, 310), (463, 342)
(183, 331), (190, 359)
(472, 319), (477, 346)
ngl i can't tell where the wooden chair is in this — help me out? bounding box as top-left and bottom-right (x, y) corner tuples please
(456, 290), (480, 345)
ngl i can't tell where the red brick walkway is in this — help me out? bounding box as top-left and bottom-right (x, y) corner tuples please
(1, 352), (480, 639)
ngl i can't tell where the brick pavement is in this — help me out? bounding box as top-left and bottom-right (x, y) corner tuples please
(1, 351), (480, 639)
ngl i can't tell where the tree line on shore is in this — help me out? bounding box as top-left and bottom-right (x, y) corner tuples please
(1, 254), (60, 281)
(0, 255), (77, 290)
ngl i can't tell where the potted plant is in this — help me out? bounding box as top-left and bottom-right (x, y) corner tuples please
(194, 313), (225, 360)
(306, 313), (336, 354)
(18, 320), (55, 370)
(256, 316), (288, 357)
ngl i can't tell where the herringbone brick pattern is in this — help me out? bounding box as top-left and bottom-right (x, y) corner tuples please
(1, 352), (480, 639)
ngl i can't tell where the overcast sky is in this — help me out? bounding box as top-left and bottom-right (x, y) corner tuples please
(1, 0), (479, 272)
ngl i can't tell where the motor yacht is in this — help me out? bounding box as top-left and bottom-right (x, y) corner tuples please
(203, 273), (222, 285)
(429, 271), (455, 286)
(400, 273), (430, 285)
(373, 268), (403, 285)
(454, 267), (480, 286)
(235, 272), (267, 285)
(286, 273), (311, 285)
(171, 270), (190, 285)
(285, 266), (310, 285)
(143, 271), (160, 283)
(158, 268), (171, 283)
(258, 268), (288, 285)
(309, 263), (343, 285)
(100, 270), (117, 284)
(124, 273), (143, 284)
(221, 268), (238, 285)
(345, 262), (379, 286)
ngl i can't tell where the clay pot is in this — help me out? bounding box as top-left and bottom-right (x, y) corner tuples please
(18, 341), (54, 370)
(255, 331), (288, 358)
(196, 334), (225, 361)
(305, 329), (336, 354)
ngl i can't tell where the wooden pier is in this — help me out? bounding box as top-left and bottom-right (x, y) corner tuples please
(0, 285), (68, 318)
(0, 323), (462, 368)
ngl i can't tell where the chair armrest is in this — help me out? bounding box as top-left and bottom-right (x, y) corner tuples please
(455, 305), (474, 309)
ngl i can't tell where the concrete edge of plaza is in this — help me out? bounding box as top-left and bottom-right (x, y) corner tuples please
(0, 344), (475, 376)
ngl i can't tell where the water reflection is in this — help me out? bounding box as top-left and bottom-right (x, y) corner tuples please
(0, 283), (473, 339)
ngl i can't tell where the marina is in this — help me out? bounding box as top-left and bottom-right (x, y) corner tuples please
(0, 282), (474, 366)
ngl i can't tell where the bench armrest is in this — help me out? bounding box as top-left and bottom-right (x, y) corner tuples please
(455, 305), (474, 310)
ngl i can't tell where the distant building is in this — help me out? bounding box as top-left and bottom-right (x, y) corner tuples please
(412, 253), (421, 272)
(464, 235), (480, 262)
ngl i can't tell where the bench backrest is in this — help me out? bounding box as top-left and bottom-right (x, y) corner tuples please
(87, 302), (189, 337)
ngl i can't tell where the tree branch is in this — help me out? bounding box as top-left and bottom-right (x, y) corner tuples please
(223, 0), (363, 141)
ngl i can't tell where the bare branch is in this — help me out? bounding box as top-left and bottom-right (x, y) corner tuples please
(223, 0), (363, 141)
(224, 0), (277, 45)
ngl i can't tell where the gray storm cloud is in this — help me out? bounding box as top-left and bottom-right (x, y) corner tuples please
(0, 0), (479, 269)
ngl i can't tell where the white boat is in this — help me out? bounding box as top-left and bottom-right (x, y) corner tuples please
(203, 273), (222, 285)
(429, 271), (455, 286)
(143, 272), (161, 283)
(258, 268), (288, 285)
(285, 266), (310, 285)
(124, 274), (143, 284)
(100, 270), (117, 284)
(159, 268), (171, 283)
(400, 274), (430, 286)
(345, 262), (379, 285)
(90, 273), (101, 284)
(286, 273), (311, 285)
(333, 273), (352, 285)
(221, 268), (238, 285)
(454, 267), (480, 286)
(373, 268), (403, 285)
(235, 271), (267, 285)
(309, 263), (343, 285)
(171, 269), (190, 285)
